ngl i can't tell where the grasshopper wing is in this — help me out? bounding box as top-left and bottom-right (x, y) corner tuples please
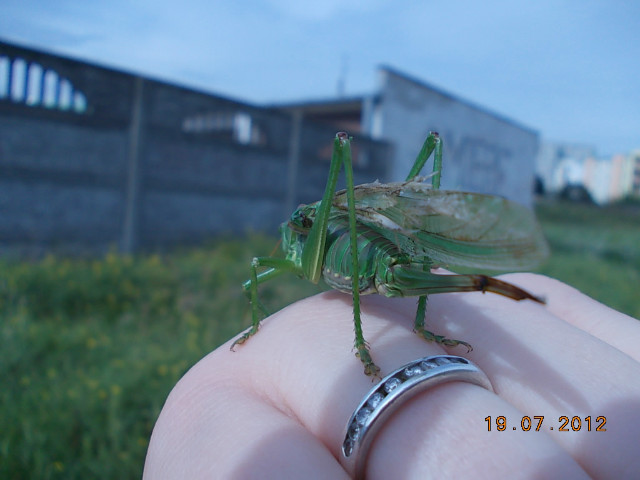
(332, 181), (549, 271)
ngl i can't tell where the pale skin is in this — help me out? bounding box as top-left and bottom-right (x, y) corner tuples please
(144, 273), (640, 479)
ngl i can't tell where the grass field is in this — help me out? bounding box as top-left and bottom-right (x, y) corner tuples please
(1, 199), (639, 478)
(535, 198), (640, 318)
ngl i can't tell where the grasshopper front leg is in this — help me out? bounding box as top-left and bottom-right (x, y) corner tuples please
(231, 257), (296, 349)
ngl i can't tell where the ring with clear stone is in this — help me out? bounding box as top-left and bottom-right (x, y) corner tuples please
(341, 355), (494, 479)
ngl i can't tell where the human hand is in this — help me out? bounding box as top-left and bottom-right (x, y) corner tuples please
(144, 274), (640, 479)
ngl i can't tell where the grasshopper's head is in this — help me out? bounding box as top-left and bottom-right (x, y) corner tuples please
(280, 202), (319, 263)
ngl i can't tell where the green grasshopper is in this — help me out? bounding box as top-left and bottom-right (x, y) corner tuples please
(232, 132), (548, 376)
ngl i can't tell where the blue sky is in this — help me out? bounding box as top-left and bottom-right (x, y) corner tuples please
(1, 0), (638, 155)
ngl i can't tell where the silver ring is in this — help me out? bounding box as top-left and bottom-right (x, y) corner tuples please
(341, 355), (493, 479)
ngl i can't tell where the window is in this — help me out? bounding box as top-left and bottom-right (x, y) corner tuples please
(182, 110), (266, 146)
(0, 55), (87, 114)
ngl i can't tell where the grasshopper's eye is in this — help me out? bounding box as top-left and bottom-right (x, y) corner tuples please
(288, 208), (313, 233)
(301, 213), (313, 229)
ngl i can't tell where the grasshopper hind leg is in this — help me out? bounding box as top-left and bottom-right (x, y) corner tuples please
(406, 134), (473, 351)
(413, 295), (473, 352)
(354, 339), (381, 378)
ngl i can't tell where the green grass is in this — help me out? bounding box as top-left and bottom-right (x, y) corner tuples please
(1, 200), (639, 478)
(535, 198), (640, 319)
(0, 236), (319, 479)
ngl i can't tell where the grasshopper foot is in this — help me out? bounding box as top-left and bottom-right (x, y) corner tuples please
(414, 327), (473, 353)
(230, 326), (259, 351)
(355, 345), (381, 378)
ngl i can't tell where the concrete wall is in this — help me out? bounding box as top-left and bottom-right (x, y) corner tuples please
(0, 40), (389, 255)
(372, 67), (539, 206)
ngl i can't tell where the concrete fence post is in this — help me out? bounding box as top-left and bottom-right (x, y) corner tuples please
(121, 76), (144, 253)
(284, 109), (303, 218)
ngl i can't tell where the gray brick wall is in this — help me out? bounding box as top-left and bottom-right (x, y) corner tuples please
(0, 40), (389, 255)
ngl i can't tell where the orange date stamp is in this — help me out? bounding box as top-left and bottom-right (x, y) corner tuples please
(485, 416), (607, 432)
